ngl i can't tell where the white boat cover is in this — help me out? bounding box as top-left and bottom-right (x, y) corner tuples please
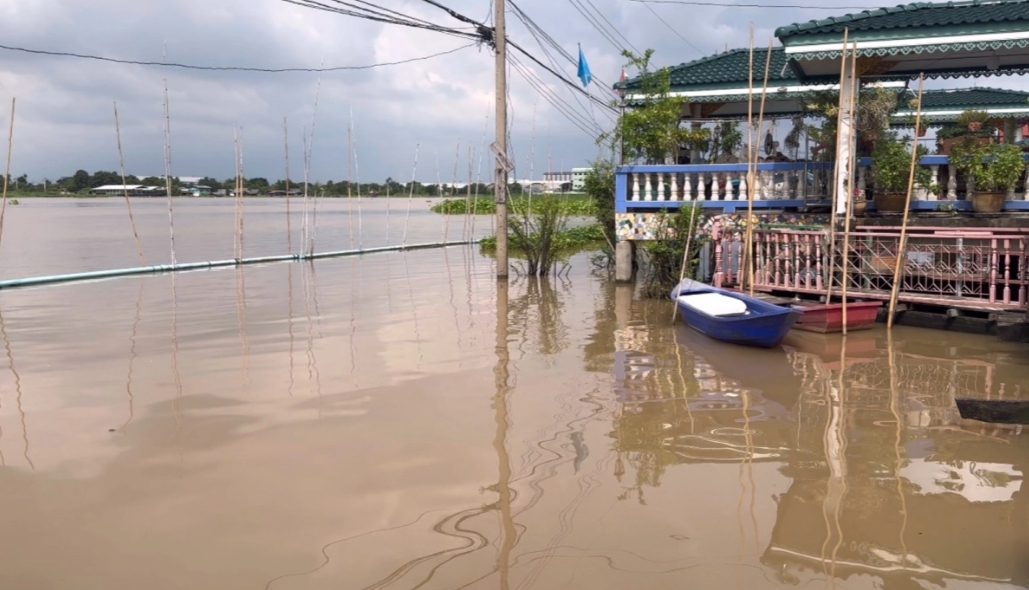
(677, 292), (749, 317)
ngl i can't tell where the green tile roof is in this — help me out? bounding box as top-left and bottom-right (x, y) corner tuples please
(616, 47), (795, 92)
(775, 0), (1029, 40)
(916, 86), (1029, 109)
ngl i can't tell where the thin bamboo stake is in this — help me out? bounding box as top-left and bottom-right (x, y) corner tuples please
(284, 117), (292, 255)
(351, 107), (363, 249)
(238, 126), (246, 260)
(465, 146), (473, 242)
(403, 144), (419, 245)
(161, 77), (177, 266)
(0, 98), (12, 256)
(445, 138), (460, 242)
(747, 38), (774, 297)
(825, 27), (850, 305)
(301, 127), (311, 256)
(346, 119), (354, 249)
(233, 125), (241, 259)
(840, 43), (859, 335)
(887, 74), (925, 329)
(671, 203), (699, 322)
(385, 172), (393, 246)
(113, 102), (145, 265)
(743, 25), (755, 294)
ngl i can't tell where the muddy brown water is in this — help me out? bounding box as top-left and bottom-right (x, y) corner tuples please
(0, 199), (1027, 589)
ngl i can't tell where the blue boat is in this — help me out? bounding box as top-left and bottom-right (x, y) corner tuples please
(669, 280), (801, 348)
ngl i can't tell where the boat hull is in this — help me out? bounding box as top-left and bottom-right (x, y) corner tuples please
(792, 301), (883, 333)
(671, 281), (801, 348)
(956, 398), (1029, 424)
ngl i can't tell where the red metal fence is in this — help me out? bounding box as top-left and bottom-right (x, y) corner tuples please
(712, 226), (1029, 311)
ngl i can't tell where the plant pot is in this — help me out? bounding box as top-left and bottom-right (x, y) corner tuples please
(971, 191), (1005, 213)
(852, 196), (867, 216)
(873, 193), (907, 212)
(968, 121), (983, 132)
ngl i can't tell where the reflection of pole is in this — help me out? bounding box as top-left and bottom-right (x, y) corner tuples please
(886, 331), (910, 571)
(493, 279), (515, 589)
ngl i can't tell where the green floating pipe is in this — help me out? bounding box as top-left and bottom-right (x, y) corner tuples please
(0, 240), (478, 291)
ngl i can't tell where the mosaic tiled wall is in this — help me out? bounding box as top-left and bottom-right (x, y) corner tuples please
(615, 212), (832, 241)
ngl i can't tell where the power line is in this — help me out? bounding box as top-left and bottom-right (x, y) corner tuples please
(580, 0), (641, 55)
(0, 41), (478, 72)
(508, 0), (617, 96)
(639, 2), (705, 55)
(566, 0), (629, 54)
(507, 40), (618, 112)
(627, 0), (879, 9)
(280, 0), (481, 40)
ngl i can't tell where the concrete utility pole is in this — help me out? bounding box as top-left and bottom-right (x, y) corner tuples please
(493, 0), (509, 279)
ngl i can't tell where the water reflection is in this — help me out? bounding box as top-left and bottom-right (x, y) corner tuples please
(0, 303), (30, 469)
(1, 243), (1028, 589)
(608, 296), (1029, 587)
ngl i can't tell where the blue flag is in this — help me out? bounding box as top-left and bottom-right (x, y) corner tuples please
(577, 44), (592, 87)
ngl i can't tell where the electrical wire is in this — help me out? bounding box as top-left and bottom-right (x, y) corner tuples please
(639, 2), (705, 55)
(565, 0), (629, 54)
(508, 0), (617, 97)
(508, 53), (604, 137)
(508, 40), (618, 112)
(581, 0), (641, 55)
(0, 41), (477, 72)
(627, 0), (879, 8)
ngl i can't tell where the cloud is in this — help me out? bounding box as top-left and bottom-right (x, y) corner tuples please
(0, 0), (1025, 183)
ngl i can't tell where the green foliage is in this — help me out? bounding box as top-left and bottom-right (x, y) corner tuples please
(582, 160), (616, 255)
(870, 132), (931, 194)
(707, 122), (742, 161)
(479, 223), (607, 253)
(957, 109), (990, 126)
(952, 139), (1027, 192)
(430, 195), (594, 216)
(508, 196), (571, 276)
(602, 49), (703, 164)
(640, 205), (704, 298)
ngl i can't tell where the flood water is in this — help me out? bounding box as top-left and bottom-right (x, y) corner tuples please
(0, 199), (1028, 589)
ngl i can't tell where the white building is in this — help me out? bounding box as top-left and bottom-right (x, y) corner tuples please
(571, 168), (592, 191)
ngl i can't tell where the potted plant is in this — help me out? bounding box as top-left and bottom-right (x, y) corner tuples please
(869, 132), (932, 212)
(951, 138), (1026, 213)
(957, 109), (990, 133)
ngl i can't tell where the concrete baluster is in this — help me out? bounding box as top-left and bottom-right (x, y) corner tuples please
(631, 173), (640, 201)
(643, 173), (653, 202)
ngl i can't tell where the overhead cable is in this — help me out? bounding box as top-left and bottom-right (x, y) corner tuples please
(0, 41), (478, 73)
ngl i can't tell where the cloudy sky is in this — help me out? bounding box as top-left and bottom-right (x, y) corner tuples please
(0, 0), (1014, 184)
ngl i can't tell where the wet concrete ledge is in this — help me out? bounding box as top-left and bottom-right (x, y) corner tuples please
(876, 306), (1029, 343)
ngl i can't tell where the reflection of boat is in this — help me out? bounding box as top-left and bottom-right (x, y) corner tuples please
(783, 329), (879, 369)
(956, 398), (1029, 424)
(670, 280), (801, 348)
(673, 324), (804, 413)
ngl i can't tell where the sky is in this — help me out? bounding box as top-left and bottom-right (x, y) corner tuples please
(0, 0), (1018, 184)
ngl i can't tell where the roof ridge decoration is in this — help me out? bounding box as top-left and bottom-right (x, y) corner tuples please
(616, 47), (790, 90)
(776, 0), (1029, 38)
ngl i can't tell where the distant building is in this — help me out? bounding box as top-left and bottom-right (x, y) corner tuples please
(543, 171), (572, 183)
(571, 168), (592, 191)
(90, 185), (163, 196)
(180, 185), (213, 196)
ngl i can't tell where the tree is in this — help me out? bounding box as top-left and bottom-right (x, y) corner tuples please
(600, 49), (704, 164)
(246, 177), (269, 190)
(71, 169), (90, 192)
(198, 177), (222, 190)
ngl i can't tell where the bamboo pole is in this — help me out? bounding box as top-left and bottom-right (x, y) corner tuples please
(113, 102), (145, 265)
(161, 79), (177, 266)
(887, 74), (925, 329)
(284, 117), (292, 255)
(238, 126), (245, 260)
(743, 25), (755, 294)
(825, 28), (849, 306)
(233, 126), (241, 259)
(840, 42), (859, 335)
(0, 98), (13, 256)
(671, 203), (699, 322)
(747, 38), (774, 297)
